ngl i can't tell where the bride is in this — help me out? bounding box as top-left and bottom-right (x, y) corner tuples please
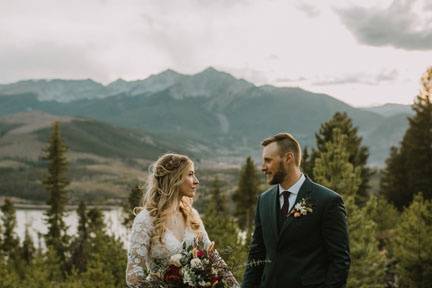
(126, 153), (239, 287)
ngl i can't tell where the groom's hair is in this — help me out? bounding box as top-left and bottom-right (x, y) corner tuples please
(261, 133), (302, 166)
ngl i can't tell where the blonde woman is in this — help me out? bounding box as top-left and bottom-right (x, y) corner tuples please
(126, 153), (239, 287)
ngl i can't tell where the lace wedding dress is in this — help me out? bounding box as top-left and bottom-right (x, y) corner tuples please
(126, 209), (239, 288)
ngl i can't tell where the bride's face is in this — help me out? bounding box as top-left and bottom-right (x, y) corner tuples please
(179, 164), (199, 198)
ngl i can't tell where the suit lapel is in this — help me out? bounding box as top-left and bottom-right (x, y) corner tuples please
(278, 177), (313, 239)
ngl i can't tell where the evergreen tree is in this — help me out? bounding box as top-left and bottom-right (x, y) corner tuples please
(392, 194), (432, 287)
(370, 197), (399, 286)
(369, 196), (399, 250)
(21, 225), (36, 265)
(380, 147), (407, 210)
(123, 184), (144, 229)
(87, 208), (105, 237)
(381, 67), (432, 209)
(42, 121), (70, 264)
(312, 112), (371, 200)
(300, 146), (313, 177)
(0, 199), (20, 262)
(313, 128), (361, 197)
(86, 207), (127, 287)
(69, 201), (90, 273)
(232, 157), (260, 235)
(203, 177), (247, 281)
(208, 176), (227, 213)
(313, 128), (386, 287)
(345, 197), (386, 287)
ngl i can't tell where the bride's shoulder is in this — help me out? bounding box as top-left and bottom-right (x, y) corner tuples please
(133, 208), (153, 227)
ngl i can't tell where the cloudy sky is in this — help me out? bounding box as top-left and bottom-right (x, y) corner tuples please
(1, 0), (431, 106)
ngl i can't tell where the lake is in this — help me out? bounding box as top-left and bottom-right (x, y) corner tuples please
(15, 206), (129, 248)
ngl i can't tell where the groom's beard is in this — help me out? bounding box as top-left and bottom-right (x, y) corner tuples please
(269, 162), (287, 185)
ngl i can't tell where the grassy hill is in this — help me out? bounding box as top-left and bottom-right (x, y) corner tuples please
(0, 111), (214, 204)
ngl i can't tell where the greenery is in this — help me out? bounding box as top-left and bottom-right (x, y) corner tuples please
(392, 194), (432, 287)
(42, 121), (71, 265)
(203, 177), (248, 282)
(1, 68), (432, 286)
(313, 127), (387, 287)
(122, 184), (144, 229)
(311, 112), (371, 203)
(381, 67), (432, 209)
(232, 156), (260, 237)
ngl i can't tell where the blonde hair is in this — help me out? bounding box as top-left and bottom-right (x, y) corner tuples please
(136, 153), (202, 251)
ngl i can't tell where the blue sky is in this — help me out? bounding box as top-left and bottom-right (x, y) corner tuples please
(0, 0), (431, 106)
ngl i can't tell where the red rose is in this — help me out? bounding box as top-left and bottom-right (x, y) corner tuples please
(164, 265), (182, 283)
(211, 275), (221, 284)
(196, 249), (205, 258)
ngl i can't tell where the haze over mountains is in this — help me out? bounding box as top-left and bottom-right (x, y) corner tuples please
(0, 67), (412, 166)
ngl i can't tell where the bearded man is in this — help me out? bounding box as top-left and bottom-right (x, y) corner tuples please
(242, 133), (350, 288)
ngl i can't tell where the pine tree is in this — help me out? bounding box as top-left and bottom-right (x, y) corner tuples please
(301, 146), (313, 177)
(69, 201), (90, 273)
(393, 194), (432, 287)
(0, 199), (20, 262)
(380, 147), (407, 210)
(381, 67), (432, 209)
(42, 121), (70, 264)
(208, 176), (227, 213)
(86, 207), (127, 287)
(369, 196), (399, 250)
(313, 128), (386, 287)
(232, 156), (260, 235)
(312, 112), (371, 200)
(313, 128), (361, 197)
(203, 177), (247, 282)
(123, 184), (144, 229)
(21, 225), (36, 265)
(345, 197), (386, 287)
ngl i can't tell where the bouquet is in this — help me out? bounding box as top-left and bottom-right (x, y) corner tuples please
(146, 239), (230, 288)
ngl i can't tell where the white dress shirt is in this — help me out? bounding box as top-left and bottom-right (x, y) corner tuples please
(278, 174), (306, 212)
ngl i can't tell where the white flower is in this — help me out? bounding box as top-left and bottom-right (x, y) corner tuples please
(182, 268), (194, 286)
(169, 253), (183, 267)
(190, 258), (203, 269)
(199, 280), (211, 287)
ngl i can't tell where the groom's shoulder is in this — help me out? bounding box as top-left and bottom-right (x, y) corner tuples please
(260, 185), (277, 199)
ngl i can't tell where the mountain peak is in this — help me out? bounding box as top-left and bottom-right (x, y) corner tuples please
(160, 68), (181, 76)
(202, 66), (218, 73)
(197, 67), (226, 77)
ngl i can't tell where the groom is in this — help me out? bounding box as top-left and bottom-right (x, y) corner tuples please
(242, 133), (350, 288)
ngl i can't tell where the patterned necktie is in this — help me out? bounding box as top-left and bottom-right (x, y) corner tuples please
(281, 191), (291, 216)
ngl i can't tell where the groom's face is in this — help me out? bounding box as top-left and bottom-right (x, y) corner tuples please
(262, 142), (287, 185)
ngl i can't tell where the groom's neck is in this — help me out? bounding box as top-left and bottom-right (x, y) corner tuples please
(280, 168), (302, 190)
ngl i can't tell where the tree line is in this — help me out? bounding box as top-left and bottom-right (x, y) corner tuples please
(0, 67), (431, 287)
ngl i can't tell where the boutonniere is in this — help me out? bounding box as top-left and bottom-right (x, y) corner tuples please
(289, 198), (313, 218)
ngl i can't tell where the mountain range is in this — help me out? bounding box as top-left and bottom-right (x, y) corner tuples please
(0, 67), (413, 166)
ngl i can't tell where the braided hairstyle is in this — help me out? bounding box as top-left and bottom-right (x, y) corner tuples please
(136, 153), (202, 252)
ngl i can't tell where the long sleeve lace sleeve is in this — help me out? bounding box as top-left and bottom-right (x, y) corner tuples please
(126, 209), (152, 288)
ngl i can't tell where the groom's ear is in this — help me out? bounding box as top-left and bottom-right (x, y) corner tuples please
(284, 151), (295, 164)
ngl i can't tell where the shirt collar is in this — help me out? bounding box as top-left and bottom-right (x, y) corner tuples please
(278, 174), (305, 195)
